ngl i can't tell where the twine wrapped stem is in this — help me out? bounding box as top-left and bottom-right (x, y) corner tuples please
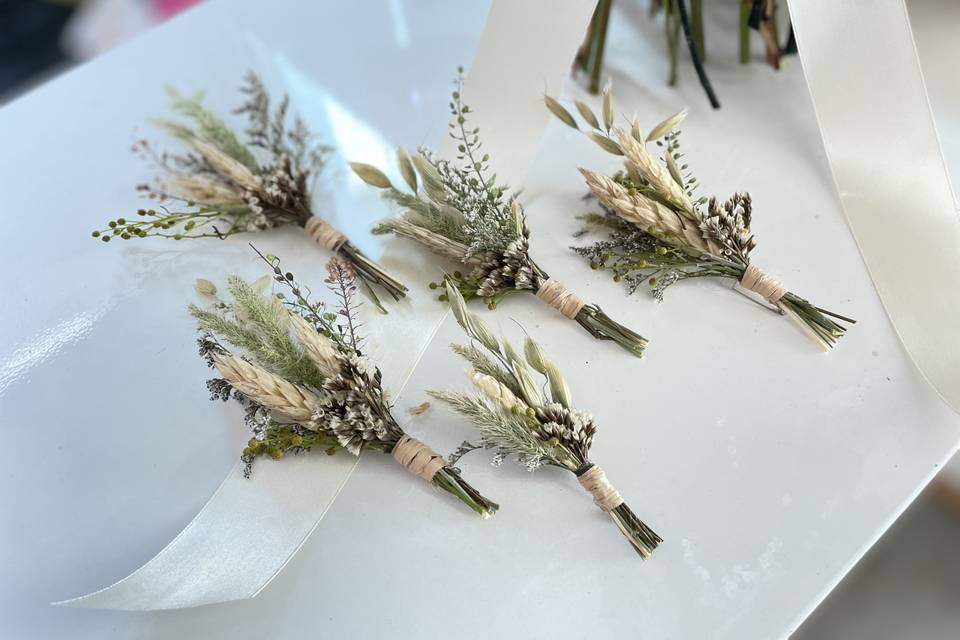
(391, 435), (446, 482)
(536, 278), (585, 319)
(304, 216), (347, 252)
(739, 263), (787, 306)
(576, 464), (624, 512)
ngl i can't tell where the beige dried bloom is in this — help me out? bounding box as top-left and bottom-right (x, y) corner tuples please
(288, 311), (341, 379)
(469, 370), (527, 414)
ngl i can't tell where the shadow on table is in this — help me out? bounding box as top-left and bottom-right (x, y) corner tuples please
(793, 483), (960, 640)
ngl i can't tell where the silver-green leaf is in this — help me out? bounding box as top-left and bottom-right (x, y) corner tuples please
(396, 147), (418, 193)
(590, 132), (623, 156)
(646, 109), (688, 141)
(523, 336), (548, 374)
(543, 360), (572, 408)
(544, 95), (578, 130)
(412, 153), (447, 203)
(602, 79), (614, 131)
(631, 115), (644, 144)
(350, 162), (392, 189)
(574, 100), (600, 129)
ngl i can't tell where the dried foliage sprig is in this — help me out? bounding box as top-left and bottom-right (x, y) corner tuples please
(191, 248), (497, 518)
(546, 85), (854, 350)
(94, 71), (407, 312)
(351, 69), (647, 357)
(431, 283), (661, 558)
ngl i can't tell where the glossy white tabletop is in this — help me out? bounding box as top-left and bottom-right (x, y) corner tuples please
(1, 1), (958, 638)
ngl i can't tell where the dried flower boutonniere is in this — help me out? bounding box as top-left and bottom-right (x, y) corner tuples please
(545, 85), (854, 350)
(94, 71), (407, 311)
(430, 282), (662, 558)
(191, 248), (497, 517)
(350, 69), (647, 357)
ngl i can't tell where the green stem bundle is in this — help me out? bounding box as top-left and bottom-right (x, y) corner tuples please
(573, 303), (649, 357)
(336, 240), (407, 312)
(431, 466), (499, 518)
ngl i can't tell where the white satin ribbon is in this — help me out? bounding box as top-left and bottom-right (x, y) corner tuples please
(57, 455), (357, 610)
(790, 1), (960, 414)
(59, 0), (596, 610)
(445, 0), (598, 187)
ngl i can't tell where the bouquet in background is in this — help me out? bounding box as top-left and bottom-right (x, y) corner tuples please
(546, 85), (853, 350)
(191, 248), (497, 517)
(351, 69), (648, 357)
(431, 282), (662, 558)
(574, 0), (793, 108)
(94, 71), (407, 311)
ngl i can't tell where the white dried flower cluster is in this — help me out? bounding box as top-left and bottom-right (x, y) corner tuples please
(472, 232), (538, 298)
(538, 403), (597, 451)
(349, 354), (374, 377)
(700, 193), (755, 264)
(318, 375), (391, 455)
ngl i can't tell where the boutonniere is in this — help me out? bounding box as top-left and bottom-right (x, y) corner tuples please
(350, 69), (648, 357)
(545, 84), (853, 349)
(430, 282), (661, 558)
(192, 248), (497, 517)
(94, 71), (406, 311)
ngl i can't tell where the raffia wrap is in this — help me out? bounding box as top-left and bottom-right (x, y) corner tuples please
(304, 216), (347, 252)
(577, 465), (623, 512)
(740, 263), (787, 305)
(391, 435), (445, 482)
(536, 278), (584, 319)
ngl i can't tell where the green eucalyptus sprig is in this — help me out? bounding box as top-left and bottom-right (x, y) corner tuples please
(546, 84), (854, 350)
(431, 282), (662, 558)
(93, 71), (407, 312)
(191, 247), (497, 518)
(351, 68), (648, 357)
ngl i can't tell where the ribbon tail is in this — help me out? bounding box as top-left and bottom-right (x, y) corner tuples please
(791, 1), (960, 410)
(55, 454), (358, 610)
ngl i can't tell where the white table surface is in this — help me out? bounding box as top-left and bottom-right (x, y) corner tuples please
(2, 1), (958, 639)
